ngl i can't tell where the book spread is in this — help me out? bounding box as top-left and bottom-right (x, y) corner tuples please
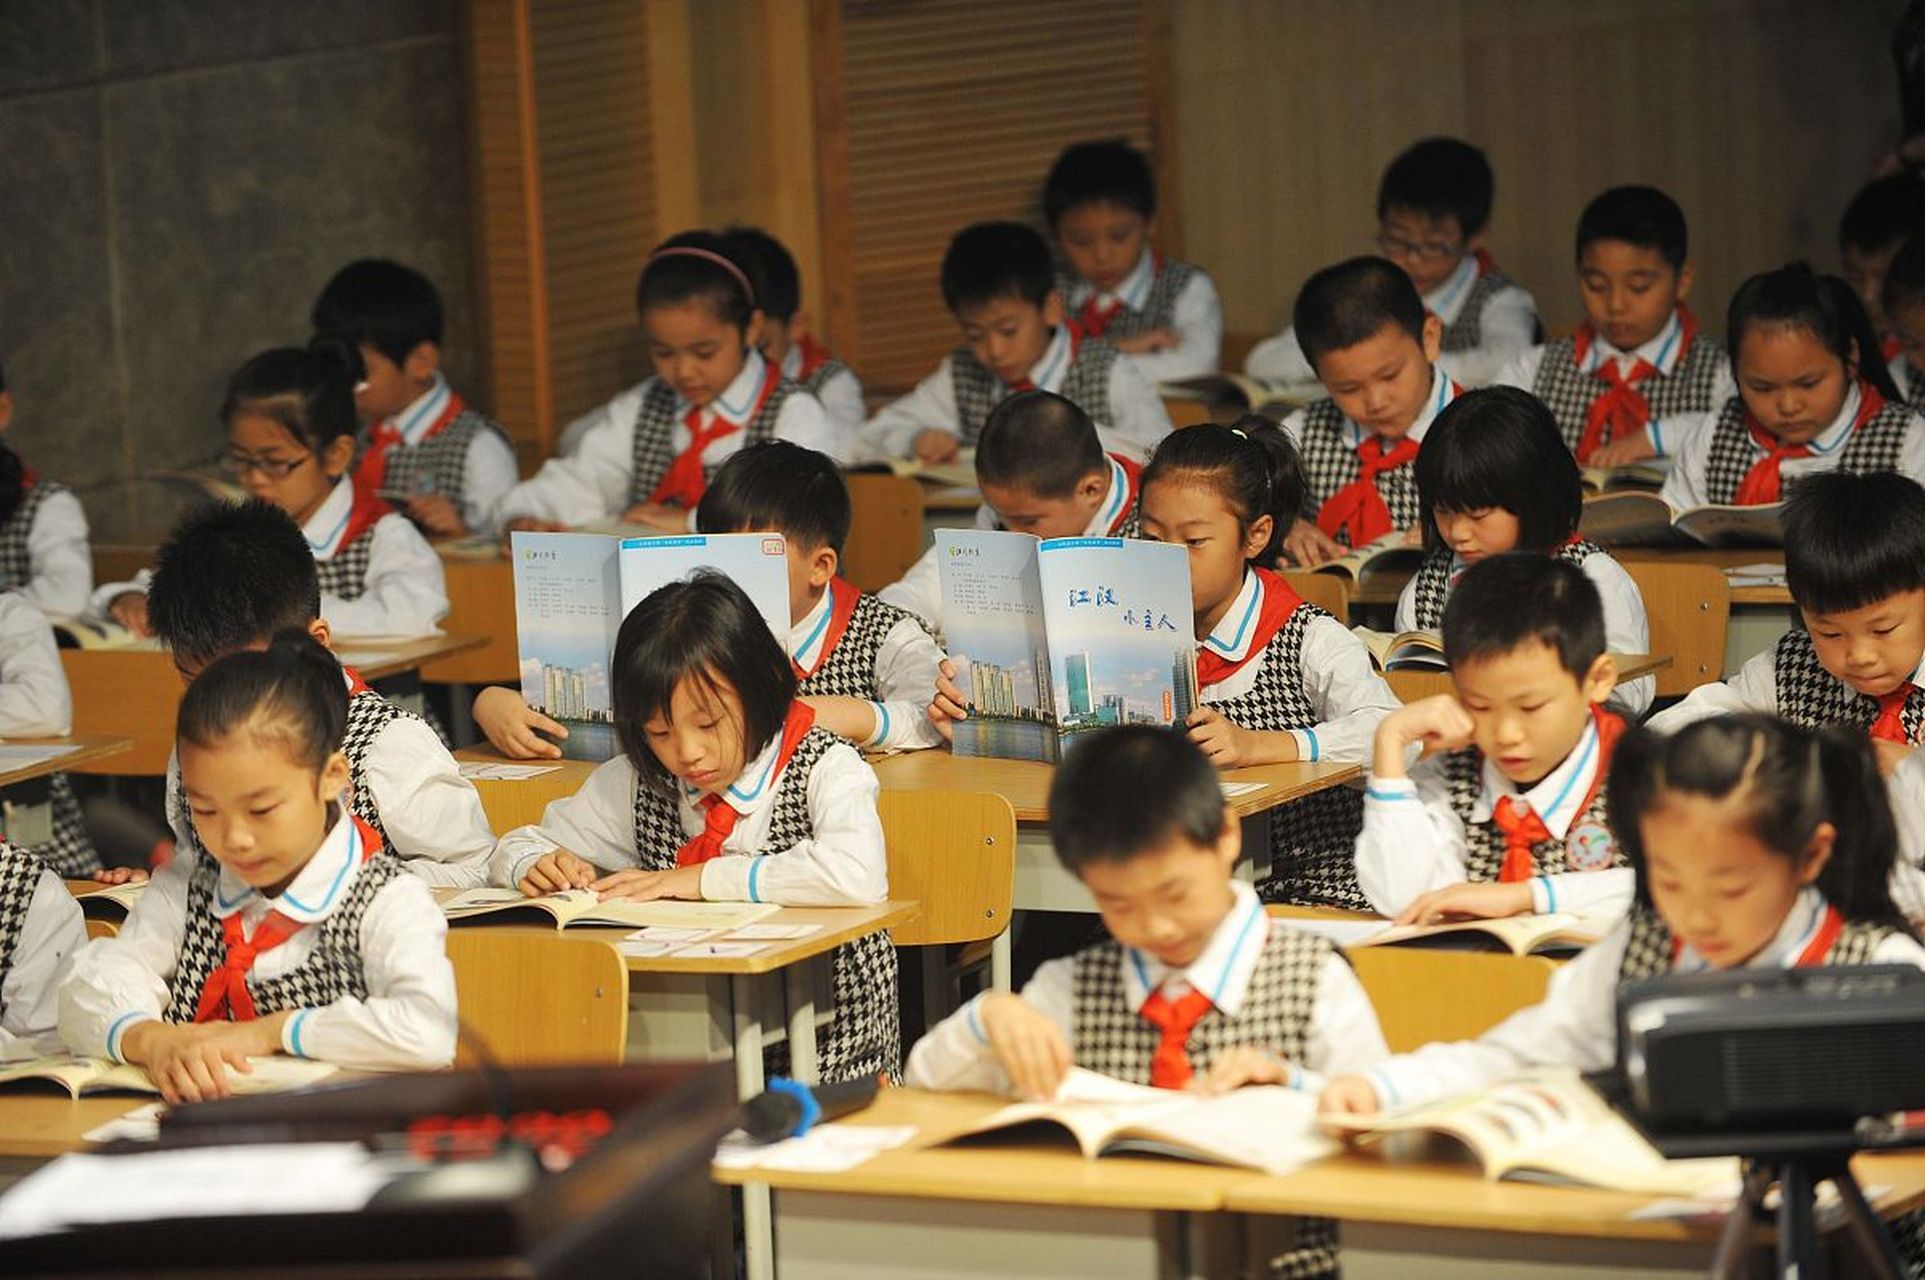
(439, 886), (782, 932)
(0, 1054), (339, 1099)
(1579, 493), (1784, 548)
(1351, 626), (1448, 672)
(1356, 910), (1615, 956)
(1157, 373), (1322, 415)
(71, 879), (148, 921)
(1308, 531), (1427, 586)
(1579, 459), (1671, 494)
(48, 617), (158, 652)
(885, 448), (978, 489)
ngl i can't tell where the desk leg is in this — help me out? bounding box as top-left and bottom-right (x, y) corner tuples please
(731, 973), (774, 1280)
(784, 963), (819, 1086)
(991, 932), (1013, 992)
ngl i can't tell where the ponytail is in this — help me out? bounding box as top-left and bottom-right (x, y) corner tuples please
(1809, 724), (1908, 930)
(177, 627), (348, 773)
(1140, 415), (1304, 567)
(1726, 263), (1902, 402)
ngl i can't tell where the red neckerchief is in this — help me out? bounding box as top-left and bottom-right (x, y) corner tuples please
(1884, 334), (1903, 364)
(1671, 903), (1844, 966)
(19, 463), (38, 490)
(343, 665), (374, 697)
(648, 358), (781, 510)
(1106, 454), (1144, 535)
(1077, 251), (1160, 339)
(1485, 704), (1624, 837)
(1734, 379), (1887, 506)
(795, 578), (861, 679)
(675, 702), (817, 867)
(1195, 567), (1303, 688)
(1314, 379), (1458, 547)
(353, 389), (467, 495)
(1472, 248), (1498, 277)
(323, 483), (395, 557)
(793, 335), (833, 382)
(1570, 308), (1698, 463)
(1011, 325), (1084, 394)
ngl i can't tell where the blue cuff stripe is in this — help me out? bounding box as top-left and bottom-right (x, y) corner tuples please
(1648, 418), (1664, 456)
(872, 702), (890, 746)
(1302, 728), (1320, 762)
(1539, 874), (1557, 915)
(106, 1012), (148, 1063)
(1370, 1065), (1401, 1109)
(746, 857), (764, 904)
(1365, 784), (1417, 802)
(965, 997), (987, 1045)
(287, 1009), (312, 1057)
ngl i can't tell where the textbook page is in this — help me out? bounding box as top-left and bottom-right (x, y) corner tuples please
(937, 529), (1057, 763)
(511, 531), (624, 762)
(616, 532), (791, 640)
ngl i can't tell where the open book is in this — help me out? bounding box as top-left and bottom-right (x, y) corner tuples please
(49, 616), (155, 651)
(1579, 459), (1670, 494)
(1326, 1068), (1737, 1196)
(439, 886), (782, 932)
(1579, 493), (1783, 548)
(1351, 626), (1447, 672)
(1158, 373), (1322, 416)
(947, 1068), (1336, 1177)
(70, 880), (148, 922)
(1356, 911), (1615, 957)
(1304, 531), (1427, 587)
(884, 448), (977, 490)
(0, 1055), (338, 1099)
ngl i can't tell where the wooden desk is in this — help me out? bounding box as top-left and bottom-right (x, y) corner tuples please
(453, 747), (600, 834)
(0, 1094), (144, 1161)
(1614, 547), (1784, 571)
(0, 737), (132, 787)
(427, 546), (518, 684)
(332, 632), (488, 680)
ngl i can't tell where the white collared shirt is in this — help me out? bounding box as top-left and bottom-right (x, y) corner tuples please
(904, 881), (1389, 1094)
(0, 592), (72, 738)
(779, 343), (867, 438)
(372, 374), (520, 537)
(1061, 251), (1225, 384)
(1890, 353), (1923, 406)
(61, 808), (458, 1072)
(300, 476), (450, 638)
(790, 588), (945, 752)
(6, 482), (91, 618)
(1660, 384), (1925, 511)
(1281, 365), (1456, 460)
(0, 864), (87, 1061)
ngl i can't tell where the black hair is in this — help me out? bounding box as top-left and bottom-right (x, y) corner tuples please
(635, 229), (758, 330)
(222, 345), (360, 454)
(1048, 725), (1226, 871)
(974, 390), (1106, 500)
(1140, 416), (1303, 568)
(1726, 263), (1901, 401)
(1783, 471), (1925, 614)
(0, 362), (16, 526)
(1441, 552), (1605, 680)
(309, 259), (444, 368)
(1292, 256), (1429, 371)
(1043, 139), (1157, 225)
(1609, 715), (1908, 932)
(148, 499), (321, 671)
(1377, 136), (1494, 238)
(612, 571), (795, 797)
(177, 628), (349, 774)
(1416, 387), (1581, 554)
(1840, 173), (1925, 254)
(940, 221), (1056, 313)
(724, 226), (802, 322)
(696, 440), (852, 556)
(1881, 232), (1925, 318)
(1575, 185), (1688, 272)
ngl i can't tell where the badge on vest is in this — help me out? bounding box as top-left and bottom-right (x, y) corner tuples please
(1564, 820), (1618, 872)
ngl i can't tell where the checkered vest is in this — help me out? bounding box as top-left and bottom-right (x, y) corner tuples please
(1407, 540), (1606, 631)
(800, 355), (853, 402)
(1901, 362), (1925, 415)
(1064, 259), (1201, 342)
(1295, 399), (1421, 547)
(1436, 743), (1622, 883)
(797, 593), (930, 701)
(1770, 628), (1925, 738)
(0, 841), (42, 995)
(162, 837), (404, 1024)
(30, 773), (101, 877)
(949, 338), (1119, 447)
(625, 375), (799, 509)
(313, 524), (381, 602)
(0, 481), (63, 596)
(365, 410), (513, 505)
(1440, 267), (1515, 354)
(1616, 903), (1891, 983)
(629, 728), (900, 1081)
(1530, 335), (1728, 454)
(1700, 395), (1913, 505)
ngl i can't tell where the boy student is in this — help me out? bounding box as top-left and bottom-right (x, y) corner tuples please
(311, 259), (519, 539)
(0, 359), (94, 618)
(1043, 139), (1222, 383)
(724, 227), (866, 437)
(1840, 172), (1925, 355)
(1246, 136), (1538, 389)
(1496, 186), (1734, 467)
(1355, 554), (1632, 925)
(860, 221), (1173, 466)
(1882, 233), (1925, 412)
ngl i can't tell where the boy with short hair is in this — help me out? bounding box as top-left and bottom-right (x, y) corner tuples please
(1043, 139), (1222, 383)
(311, 259), (519, 539)
(1840, 172), (1925, 355)
(1496, 186), (1734, 466)
(1882, 234), (1925, 413)
(1247, 136), (1538, 388)
(1355, 554), (1630, 924)
(720, 227), (866, 438)
(860, 222), (1173, 466)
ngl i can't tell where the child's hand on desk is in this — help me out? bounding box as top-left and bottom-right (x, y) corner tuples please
(979, 992), (1071, 1101)
(592, 864), (704, 902)
(927, 659), (970, 742)
(1193, 1045), (1295, 1094)
(1586, 432), (1656, 467)
(1873, 738), (1917, 778)
(1372, 696), (1474, 778)
(619, 501), (693, 533)
(405, 492), (467, 538)
(1393, 880), (1532, 927)
(913, 430), (961, 465)
(474, 686), (567, 760)
(1282, 518), (1343, 568)
(518, 850), (596, 896)
(1318, 1075), (1381, 1121)
(1111, 328), (1177, 354)
(108, 592), (151, 638)
(122, 1015), (286, 1105)
(1185, 705), (1273, 767)
(92, 866), (148, 886)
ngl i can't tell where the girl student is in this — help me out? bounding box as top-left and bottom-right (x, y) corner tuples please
(1397, 385), (1653, 717)
(0, 358), (93, 618)
(1660, 263), (1925, 512)
(61, 633), (457, 1103)
(500, 230), (847, 534)
(489, 571), (898, 1082)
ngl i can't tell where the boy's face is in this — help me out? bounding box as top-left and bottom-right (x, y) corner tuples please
(1642, 793), (1830, 970)
(353, 341), (439, 425)
(1889, 299), (1925, 373)
(181, 730), (349, 899)
(1377, 206), (1473, 297)
(1844, 241), (1901, 337)
(1801, 588), (1925, 699)
(1313, 318), (1443, 441)
(1056, 201), (1151, 295)
(1578, 240), (1690, 354)
(956, 293), (1062, 386)
(982, 471), (1107, 539)
(1077, 814), (1240, 970)
(1452, 640), (1615, 787)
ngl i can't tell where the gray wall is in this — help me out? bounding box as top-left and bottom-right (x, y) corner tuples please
(0, 0), (474, 542)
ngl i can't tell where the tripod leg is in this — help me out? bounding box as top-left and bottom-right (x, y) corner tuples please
(1829, 1170), (1907, 1280)
(1712, 1160), (1773, 1280)
(1779, 1160), (1815, 1279)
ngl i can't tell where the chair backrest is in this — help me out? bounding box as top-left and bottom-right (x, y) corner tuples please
(1620, 559), (1731, 697)
(447, 929), (629, 1066)
(85, 918), (119, 940)
(843, 473), (926, 594)
(1343, 946), (1557, 1053)
(62, 650), (180, 776)
(1280, 570), (1349, 625)
(878, 789), (1015, 947)
(462, 757), (598, 836)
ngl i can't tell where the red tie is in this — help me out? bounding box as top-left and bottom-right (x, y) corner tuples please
(1139, 987), (1214, 1089)
(676, 794), (741, 867)
(193, 910), (307, 1022)
(649, 407), (742, 511)
(1733, 422), (1811, 506)
(354, 420), (404, 494)
(1576, 358), (1657, 463)
(1871, 684), (1915, 744)
(1490, 796), (1551, 884)
(1316, 436), (1420, 547)
(1078, 295), (1124, 339)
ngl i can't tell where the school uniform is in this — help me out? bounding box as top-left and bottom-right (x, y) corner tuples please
(1659, 381), (1925, 511)
(0, 592), (98, 876)
(0, 841), (87, 1061)
(792, 578), (944, 751)
(1284, 368), (1458, 548)
(860, 324), (1173, 463)
(353, 374), (519, 537)
(1394, 544), (1654, 718)
(1889, 352), (1925, 415)
(1494, 307), (1734, 461)
(1650, 632), (1925, 743)
(491, 705), (898, 1081)
(783, 336), (866, 439)
(61, 807), (458, 1072)
(1059, 250), (1224, 384)
(290, 476), (447, 637)
(0, 467), (91, 619)
(503, 351), (847, 524)
(1245, 251), (1540, 389)
(1356, 707), (1634, 921)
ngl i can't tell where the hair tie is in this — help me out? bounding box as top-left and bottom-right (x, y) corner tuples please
(1230, 427), (1248, 440)
(646, 246), (756, 307)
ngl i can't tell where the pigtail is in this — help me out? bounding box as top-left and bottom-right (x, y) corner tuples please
(1809, 725), (1910, 932)
(1726, 263), (1901, 402)
(1235, 415), (1306, 567)
(1818, 274), (1902, 401)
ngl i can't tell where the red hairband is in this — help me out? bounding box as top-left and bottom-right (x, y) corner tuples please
(646, 246), (755, 306)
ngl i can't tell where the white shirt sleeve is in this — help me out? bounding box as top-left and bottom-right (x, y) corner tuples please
(814, 367), (868, 440)
(1587, 555), (1653, 719)
(498, 386), (645, 524)
(1891, 751), (1925, 924)
(1900, 411), (1925, 489)
(1436, 285), (1540, 388)
(1657, 403), (1723, 511)
(770, 388), (853, 465)
(1100, 357), (1176, 462)
(1290, 615), (1402, 763)
(1392, 576), (1419, 634)
(1299, 951), (1391, 1088)
(321, 515), (448, 638)
(21, 489), (92, 618)
(697, 743), (889, 906)
(89, 567), (151, 621)
(1121, 271), (1224, 384)
(0, 868), (87, 1061)
(903, 956), (1076, 1095)
(60, 852), (196, 1060)
(1646, 646), (1779, 735)
(861, 360), (961, 461)
(1244, 326), (1316, 383)
(362, 716), (494, 888)
(491, 756), (641, 888)
(1491, 345), (1545, 392)
(459, 425), (522, 539)
(0, 594), (71, 736)
(1647, 361), (1735, 460)
(285, 875), (457, 1071)
(877, 544), (942, 629)
(1352, 765), (1473, 916)
(866, 616), (946, 751)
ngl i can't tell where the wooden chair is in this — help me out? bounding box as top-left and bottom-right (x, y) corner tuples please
(424, 552), (518, 685)
(1345, 947), (1557, 1053)
(1621, 559), (1730, 696)
(878, 789), (1016, 1026)
(843, 473), (926, 595)
(62, 650), (181, 776)
(462, 757), (599, 836)
(447, 929), (629, 1066)
(1280, 570), (1349, 625)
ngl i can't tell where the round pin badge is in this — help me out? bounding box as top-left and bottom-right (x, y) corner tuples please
(1564, 819), (1618, 871)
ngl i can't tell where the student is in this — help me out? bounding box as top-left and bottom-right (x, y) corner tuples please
(1495, 186), (1733, 466)
(1246, 137), (1538, 389)
(310, 258), (519, 540)
(1881, 232), (1925, 413)
(1042, 139), (1222, 383)
(500, 231), (845, 534)
(1840, 172), (1925, 354)
(0, 591), (102, 876)
(906, 725), (1387, 1278)
(1277, 256), (1463, 566)
(723, 226), (866, 438)
(1355, 554), (1631, 925)
(879, 390), (1143, 627)
(144, 500), (493, 888)
(1660, 265), (1925, 512)
(0, 359), (94, 618)
(61, 634), (458, 1101)
(860, 221), (1173, 465)
(1396, 387), (1652, 717)
(491, 573), (897, 1082)
(0, 837), (88, 1061)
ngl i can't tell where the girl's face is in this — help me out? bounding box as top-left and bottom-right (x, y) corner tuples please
(1735, 325), (1856, 447)
(645, 300), (763, 410)
(1432, 505), (1521, 564)
(643, 667), (750, 796)
(1139, 476), (1271, 636)
(180, 727), (349, 899)
(228, 412), (349, 526)
(1640, 792), (1832, 970)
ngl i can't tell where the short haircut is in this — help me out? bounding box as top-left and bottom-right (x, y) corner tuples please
(1441, 553), (1605, 680)
(1726, 262), (1901, 401)
(1575, 185), (1688, 272)
(1416, 387), (1581, 553)
(148, 499), (321, 670)
(222, 345), (359, 453)
(724, 226), (802, 322)
(178, 629), (348, 774)
(975, 390), (1106, 500)
(1840, 174), (1925, 254)
(612, 571), (795, 797)
(635, 229), (757, 330)
(1784, 471), (1925, 614)
(1048, 726), (1225, 871)
(1882, 232), (1925, 317)
(309, 259), (444, 367)
(1292, 256), (1428, 371)
(941, 221), (1056, 313)
(1377, 136), (1494, 238)
(1043, 139), (1156, 225)
(1141, 416), (1304, 568)
(696, 440), (852, 556)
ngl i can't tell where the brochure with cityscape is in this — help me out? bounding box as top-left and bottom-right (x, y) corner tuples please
(936, 530), (1196, 763)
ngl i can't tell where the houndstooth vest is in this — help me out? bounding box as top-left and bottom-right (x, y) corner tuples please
(0, 481), (63, 596)
(1770, 628), (1925, 739)
(797, 592), (930, 701)
(0, 841), (42, 994)
(1065, 259), (1201, 342)
(1440, 266), (1516, 354)
(366, 410), (512, 506)
(1900, 361), (1925, 415)
(1436, 733), (1623, 884)
(629, 727), (900, 1081)
(950, 337), (1119, 447)
(1700, 394), (1913, 506)
(1530, 333), (1729, 455)
(314, 525), (381, 602)
(626, 374), (799, 509)
(1407, 540), (1606, 631)
(1295, 400), (1422, 547)
(1616, 902), (1891, 983)
(800, 355), (853, 402)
